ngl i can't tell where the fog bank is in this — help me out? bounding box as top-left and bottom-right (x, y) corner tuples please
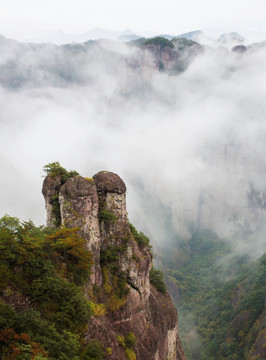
(1, 37), (266, 255)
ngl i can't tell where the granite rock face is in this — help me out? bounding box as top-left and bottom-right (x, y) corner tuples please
(59, 176), (102, 284)
(42, 171), (185, 360)
(42, 174), (62, 227)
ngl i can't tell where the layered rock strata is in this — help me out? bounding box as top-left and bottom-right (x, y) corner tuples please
(42, 171), (185, 360)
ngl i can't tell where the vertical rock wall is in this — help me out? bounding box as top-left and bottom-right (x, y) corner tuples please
(42, 170), (185, 360)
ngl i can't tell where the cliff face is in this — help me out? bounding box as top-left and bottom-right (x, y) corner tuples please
(42, 171), (185, 360)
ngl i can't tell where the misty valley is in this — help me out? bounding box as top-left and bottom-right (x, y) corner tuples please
(0, 32), (266, 360)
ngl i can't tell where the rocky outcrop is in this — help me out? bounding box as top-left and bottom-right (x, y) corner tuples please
(42, 170), (185, 360)
(59, 176), (102, 284)
(142, 44), (179, 71)
(42, 174), (62, 227)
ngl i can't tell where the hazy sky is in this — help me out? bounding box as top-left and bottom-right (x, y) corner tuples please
(1, 0), (266, 37)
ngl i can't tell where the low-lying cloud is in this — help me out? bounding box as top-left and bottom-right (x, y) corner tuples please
(1, 37), (266, 256)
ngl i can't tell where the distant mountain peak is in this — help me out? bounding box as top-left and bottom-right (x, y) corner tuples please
(218, 32), (245, 43)
(120, 28), (135, 36)
(178, 30), (204, 38)
(176, 30), (213, 45)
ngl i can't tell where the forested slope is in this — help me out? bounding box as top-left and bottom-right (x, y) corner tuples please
(164, 229), (266, 360)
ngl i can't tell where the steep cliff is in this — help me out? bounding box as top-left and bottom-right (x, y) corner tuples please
(42, 169), (185, 360)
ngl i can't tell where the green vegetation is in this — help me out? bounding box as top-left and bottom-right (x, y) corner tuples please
(46, 227), (93, 285)
(171, 37), (199, 51)
(0, 215), (95, 360)
(158, 60), (164, 71)
(100, 243), (127, 277)
(129, 36), (175, 50)
(82, 340), (105, 360)
(43, 161), (79, 182)
(117, 332), (137, 360)
(98, 197), (117, 224)
(0, 322), (48, 359)
(50, 194), (61, 227)
(150, 268), (167, 294)
(99, 210), (117, 224)
(99, 243), (129, 308)
(127, 37), (147, 47)
(106, 347), (112, 355)
(163, 228), (266, 360)
(43, 162), (79, 227)
(88, 302), (106, 317)
(98, 222), (152, 311)
(124, 332), (137, 349)
(129, 223), (151, 248)
(143, 37), (174, 49)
